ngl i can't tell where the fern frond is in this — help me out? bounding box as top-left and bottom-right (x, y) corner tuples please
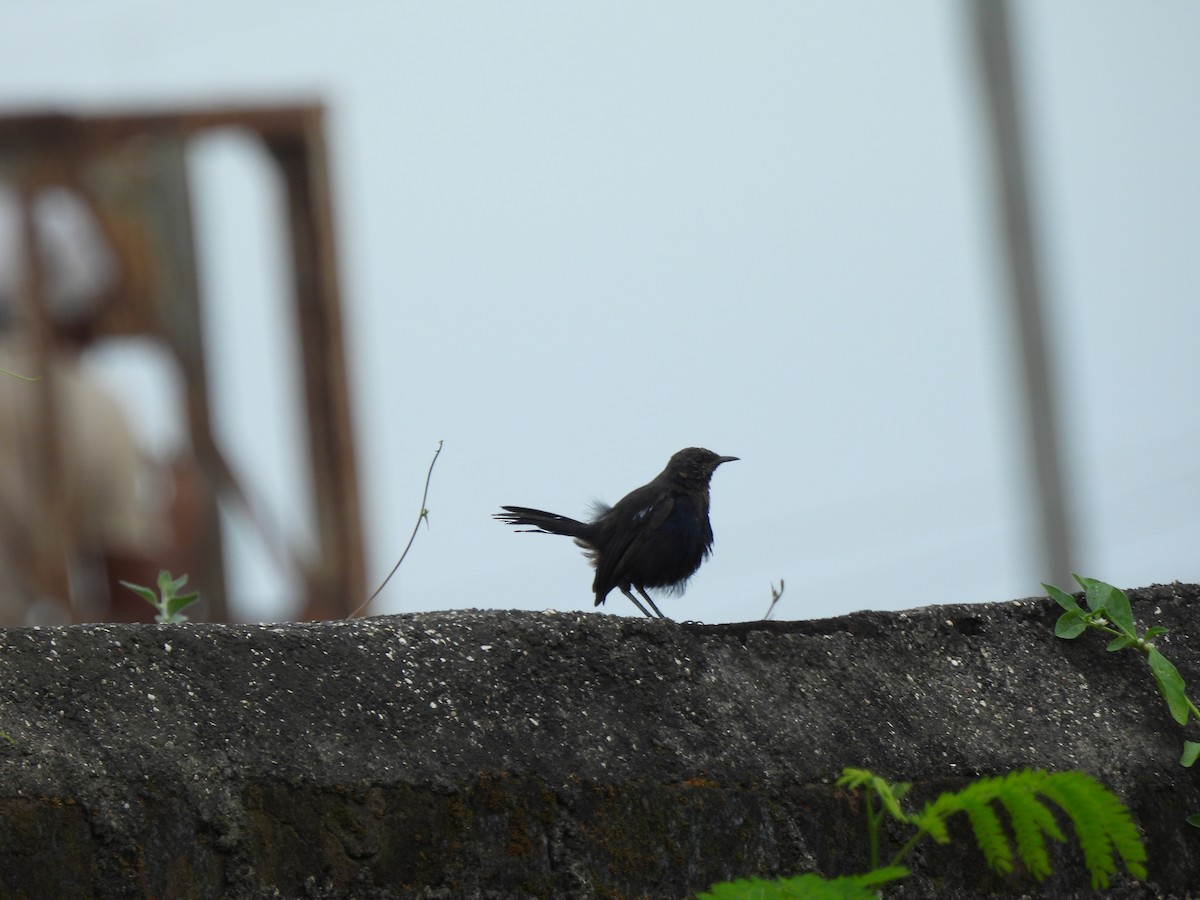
(998, 776), (1065, 881)
(915, 769), (1145, 888)
(910, 805), (952, 844)
(1040, 771), (1148, 888)
(963, 796), (1013, 875)
(919, 775), (1014, 870)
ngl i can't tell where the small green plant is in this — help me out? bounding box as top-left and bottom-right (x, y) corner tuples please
(1046, 574), (1200, 823)
(120, 570), (200, 623)
(699, 767), (1146, 898)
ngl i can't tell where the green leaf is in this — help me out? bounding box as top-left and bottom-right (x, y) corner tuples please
(165, 591), (200, 618)
(1054, 611), (1088, 639)
(1181, 742), (1200, 768)
(846, 866), (909, 889)
(1040, 770), (1147, 887)
(1148, 647), (1191, 726)
(1097, 584), (1136, 637)
(998, 782), (1064, 881)
(1082, 579), (1111, 612)
(1073, 576), (1137, 638)
(875, 780), (911, 822)
(836, 768), (910, 822)
(119, 581), (160, 608)
(919, 770), (1145, 889)
(1187, 814), (1200, 828)
(159, 570), (189, 596)
(1106, 635), (1135, 651)
(836, 768), (872, 788)
(698, 868), (909, 899)
(964, 800), (1013, 875)
(911, 806), (952, 845)
(1043, 583), (1081, 612)
(1143, 627), (1171, 641)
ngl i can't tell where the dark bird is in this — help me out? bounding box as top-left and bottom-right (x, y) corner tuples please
(494, 447), (737, 618)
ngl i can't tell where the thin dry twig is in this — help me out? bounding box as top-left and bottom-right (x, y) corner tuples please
(762, 579), (786, 620)
(350, 439), (444, 618)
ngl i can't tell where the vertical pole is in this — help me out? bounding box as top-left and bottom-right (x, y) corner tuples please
(971, 1), (1074, 588)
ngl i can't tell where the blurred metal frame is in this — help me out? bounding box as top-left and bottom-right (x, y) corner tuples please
(0, 103), (366, 621)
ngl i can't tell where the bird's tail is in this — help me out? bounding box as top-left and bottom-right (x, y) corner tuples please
(494, 506), (590, 538)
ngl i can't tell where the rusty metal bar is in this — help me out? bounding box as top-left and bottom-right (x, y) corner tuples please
(261, 108), (367, 620)
(0, 104), (326, 153)
(15, 183), (75, 615)
(144, 137), (230, 622)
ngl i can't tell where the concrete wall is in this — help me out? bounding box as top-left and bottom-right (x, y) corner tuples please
(0, 583), (1196, 898)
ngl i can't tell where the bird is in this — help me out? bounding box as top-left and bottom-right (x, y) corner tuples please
(494, 447), (737, 618)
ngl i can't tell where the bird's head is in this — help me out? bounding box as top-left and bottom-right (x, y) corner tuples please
(664, 447), (738, 485)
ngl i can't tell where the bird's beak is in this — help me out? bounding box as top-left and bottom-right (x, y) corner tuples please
(717, 455), (739, 465)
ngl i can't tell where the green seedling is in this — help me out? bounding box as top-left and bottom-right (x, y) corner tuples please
(1046, 574), (1200, 824)
(120, 570), (200, 624)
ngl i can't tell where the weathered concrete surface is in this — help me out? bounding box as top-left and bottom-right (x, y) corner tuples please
(0, 583), (1198, 898)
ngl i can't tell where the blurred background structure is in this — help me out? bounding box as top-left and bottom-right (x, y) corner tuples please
(0, 2), (1195, 623)
(0, 107), (363, 622)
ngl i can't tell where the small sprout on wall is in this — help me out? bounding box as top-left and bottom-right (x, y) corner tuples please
(120, 570), (200, 624)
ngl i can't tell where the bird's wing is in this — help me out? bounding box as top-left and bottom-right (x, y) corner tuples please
(593, 492), (673, 590)
(646, 496), (675, 530)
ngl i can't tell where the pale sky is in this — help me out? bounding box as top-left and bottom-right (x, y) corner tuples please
(2, 2), (1198, 623)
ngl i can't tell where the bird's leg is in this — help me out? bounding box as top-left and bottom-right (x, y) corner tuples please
(634, 586), (669, 620)
(619, 587), (656, 618)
